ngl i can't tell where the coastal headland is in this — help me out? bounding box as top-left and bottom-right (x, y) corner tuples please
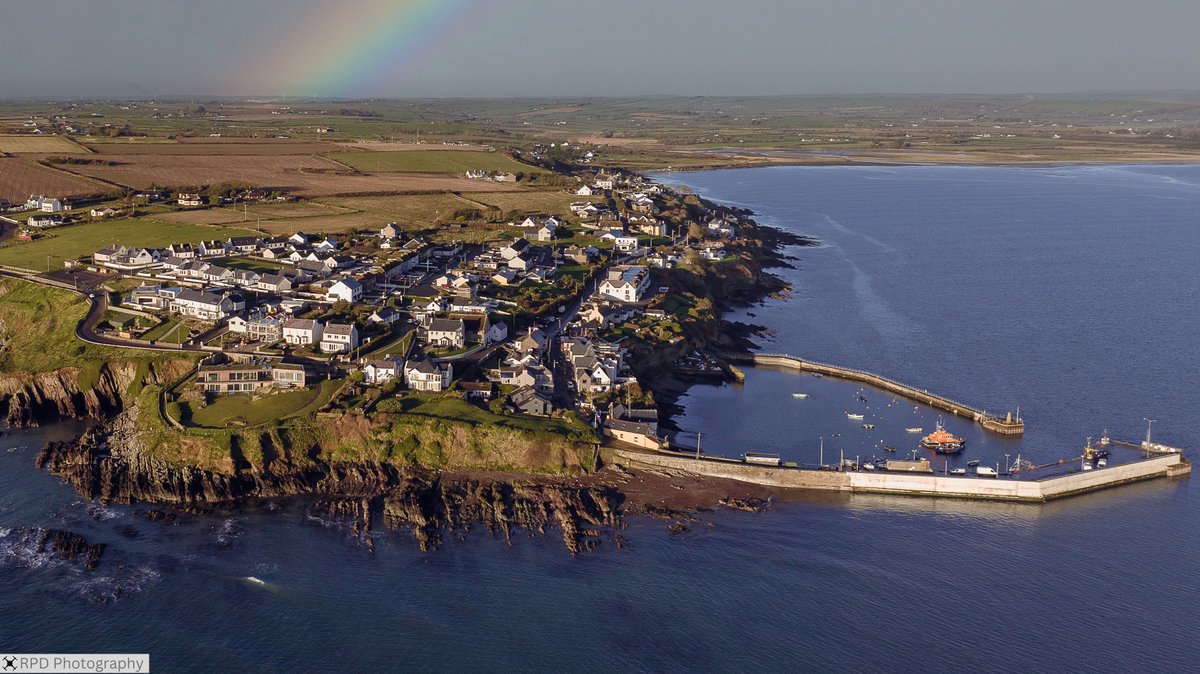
(0, 96), (1194, 556)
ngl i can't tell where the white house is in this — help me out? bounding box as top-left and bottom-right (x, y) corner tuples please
(598, 266), (651, 303)
(575, 185), (594, 196)
(362, 358), (402, 385)
(177, 193), (204, 207)
(426, 318), (465, 349)
(320, 322), (360, 353)
(485, 321), (509, 345)
(326, 277), (363, 303)
(170, 289), (233, 321)
(404, 356), (453, 392)
(536, 222), (557, 242)
(282, 318), (323, 346)
(614, 236), (640, 253)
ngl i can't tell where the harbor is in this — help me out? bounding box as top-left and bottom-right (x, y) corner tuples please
(615, 441), (1190, 503)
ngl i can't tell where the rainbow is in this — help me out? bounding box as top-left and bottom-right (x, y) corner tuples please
(250, 0), (496, 98)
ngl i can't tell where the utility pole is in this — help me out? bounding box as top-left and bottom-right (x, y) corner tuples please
(694, 432), (701, 460)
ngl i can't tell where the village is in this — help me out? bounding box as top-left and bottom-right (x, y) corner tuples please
(37, 168), (750, 448)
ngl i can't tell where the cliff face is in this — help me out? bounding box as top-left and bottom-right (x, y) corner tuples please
(37, 412), (623, 554)
(0, 360), (188, 428)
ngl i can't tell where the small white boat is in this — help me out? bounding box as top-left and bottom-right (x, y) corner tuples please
(905, 427), (923, 433)
(791, 393), (809, 399)
(950, 468), (967, 475)
(976, 466), (998, 477)
(846, 413), (865, 420)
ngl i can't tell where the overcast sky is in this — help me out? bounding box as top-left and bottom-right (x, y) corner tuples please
(2, 0), (1199, 99)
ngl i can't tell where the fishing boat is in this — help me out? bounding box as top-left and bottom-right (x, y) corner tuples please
(812, 373), (823, 378)
(920, 422), (966, 454)
(791, 393), (809, 399)
(862, 423), (875, 429)
(905, 427), (923, 434)
(975, 465), (997, 477)
(884, 445), (897, 453)
(846, 412), (865, 421)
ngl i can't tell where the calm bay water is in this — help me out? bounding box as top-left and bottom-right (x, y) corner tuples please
(3, 164), (1198, 672)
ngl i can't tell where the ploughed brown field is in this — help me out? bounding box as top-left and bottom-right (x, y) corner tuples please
(0, 158), (109, 202)
(64, 155), (512, 196)
(82, 139), (341, 155)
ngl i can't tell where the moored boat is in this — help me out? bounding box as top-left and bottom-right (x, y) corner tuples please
(905, 427), (923, 433)
(862, 423), (875, 429)
(791, 393), (809, 399)
(920, 422), (966, 454)
(846, 412), (865, 420)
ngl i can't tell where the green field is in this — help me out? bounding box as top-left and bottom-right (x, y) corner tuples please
(392, 393), (589, 439)
(324, 149), (535, 174)
(0, 218), (257, 271)
(0, 277), (163, 373)
(181, 379), (342, 428)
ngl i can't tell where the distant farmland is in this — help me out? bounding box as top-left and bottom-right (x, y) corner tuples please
(0, 135), (89, 154)
(0, 158), (109, 203)
(324, 149), (535, 174)
(65, 154), (510, 196)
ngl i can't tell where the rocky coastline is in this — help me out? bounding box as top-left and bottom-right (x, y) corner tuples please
(10, 189), (809, 556)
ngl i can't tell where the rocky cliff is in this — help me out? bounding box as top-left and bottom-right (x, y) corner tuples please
(0, 360), (188, 428)
(37, 413), (623, 554)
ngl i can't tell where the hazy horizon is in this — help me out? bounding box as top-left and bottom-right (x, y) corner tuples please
(2, 0), (1199, 99)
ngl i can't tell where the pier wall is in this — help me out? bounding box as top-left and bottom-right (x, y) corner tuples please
(724, 352), (1023, 435)
(615, 449), (1188, 503)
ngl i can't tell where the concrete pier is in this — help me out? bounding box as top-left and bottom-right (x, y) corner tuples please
(615, 448), (1189, 503)
(721, 352), (1025, 435)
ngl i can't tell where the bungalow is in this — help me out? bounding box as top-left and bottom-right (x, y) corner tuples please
(312, 237), (339, 253)
(282, 318), (323, 346)
(326, 277), (363, 303)
(166, 243), (196, 259)
(94, 245), (160, 271)
(256, 274), (292, 294)
(27, 214), (64, 228)
(177, 193), (204, 207)
(426, 317), (465, 349)
(227, 236), (259, 254)
(404, 356), (453, 392)
(89, 207), (119, 218)
(368, 306), (401, 326)
(126, 285), (180, 311)
(574, 184), (594, 196)
(320, 322), (360, 354)
(197, 359), (306, 395)
(493, 172), (517, 183)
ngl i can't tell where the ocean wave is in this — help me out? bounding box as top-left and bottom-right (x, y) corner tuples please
(71, 565), (162, 604)
(216, 518), (244, 548)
